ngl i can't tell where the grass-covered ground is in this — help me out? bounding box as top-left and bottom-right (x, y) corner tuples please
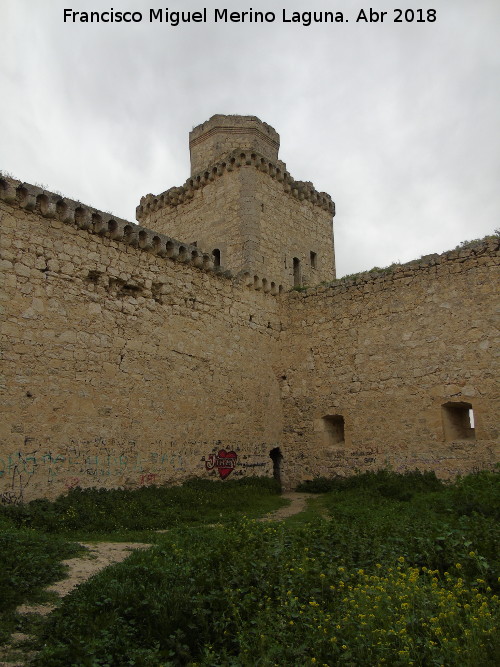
(1, 471), (499, 665)
(0, 477), (285, 541)
(0, 521), (83, 644)
(0, 477), (284, 649)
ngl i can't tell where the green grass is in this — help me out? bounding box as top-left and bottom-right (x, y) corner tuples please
(9, 469), (497, 666)
(296, 468), (445, 498)
(0, 477), (285, 541)
(0, 477), (284, 648)
(0, 527), (83, 643)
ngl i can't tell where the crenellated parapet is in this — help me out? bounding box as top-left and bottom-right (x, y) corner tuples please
(136, 148), (335, 222)
(0, 175), (286, 295)
(189, 114), (280, 175)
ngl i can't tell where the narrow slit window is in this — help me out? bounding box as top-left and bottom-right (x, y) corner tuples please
(293, 257), (301, 287)
(212, 249), (221, 267)
(310, 251), (317, 269)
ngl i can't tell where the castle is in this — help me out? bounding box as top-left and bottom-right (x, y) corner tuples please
(0, 115), (498, 503)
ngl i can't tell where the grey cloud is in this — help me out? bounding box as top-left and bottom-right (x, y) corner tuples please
(1, 0), (499, 277)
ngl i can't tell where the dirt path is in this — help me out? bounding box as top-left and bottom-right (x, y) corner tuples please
(259, 491), (313, 521)
(1, 493), (314, 666)
(17, 541), (151, 617)
(0, 542), (150, 667)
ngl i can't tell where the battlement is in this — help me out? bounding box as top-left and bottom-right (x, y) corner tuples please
(0, 176), (285, 295)
(189, 114), (280, 175)
(137, 115), (336, 288)
(137, 148), (334, 221)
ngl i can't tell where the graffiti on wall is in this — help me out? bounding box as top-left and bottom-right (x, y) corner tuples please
(1, 437), (275, 502)
(204, 449), (238, 479)
(0, 437), (187, 503)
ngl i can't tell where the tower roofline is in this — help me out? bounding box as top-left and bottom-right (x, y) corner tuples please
(189, 114), (280, 175)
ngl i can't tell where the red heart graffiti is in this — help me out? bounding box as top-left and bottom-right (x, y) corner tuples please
(216, 449), (237, 479)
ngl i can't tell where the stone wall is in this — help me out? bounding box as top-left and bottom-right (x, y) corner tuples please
(138, 153), (335, 289)
(1, 129), (499, 503)
(280, 240), (500, 486)
(0, 180), (284, 503)
(251, 168), (335, 287)
(139, 168), (250, 284)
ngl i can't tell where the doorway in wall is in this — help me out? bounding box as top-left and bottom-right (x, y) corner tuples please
(269, 447), (283, 484)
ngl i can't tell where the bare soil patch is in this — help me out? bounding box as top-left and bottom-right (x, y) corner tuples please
(259, 491), (313, 521)
(0, 542), (150, 667)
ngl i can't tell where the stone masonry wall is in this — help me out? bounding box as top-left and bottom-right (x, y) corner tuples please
(251, 168), (335, 287)
(280, 240), (500, 487)
(139, 168), (250, 283)
(138, 154), (335, 289)
(1, 173), (498, 503)
(0, 183), (284, 503)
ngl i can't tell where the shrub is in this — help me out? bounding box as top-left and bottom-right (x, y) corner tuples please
(32, 516), (499, 666)
(297, 469), (444, 499)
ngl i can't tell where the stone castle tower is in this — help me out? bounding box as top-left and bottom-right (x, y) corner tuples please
(1, 113), (498, 503)
(137, 115), (336, 289)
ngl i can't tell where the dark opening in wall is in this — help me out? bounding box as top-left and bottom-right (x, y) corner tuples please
(442, 402), (475, 441)
(86, 270), (101, 284)
(293, 257), (301, 287)
(269, 447), (283, 484)
(213, 249), (221, 266)
(322, 415), (345, 446)
(310, 251), (317, 269)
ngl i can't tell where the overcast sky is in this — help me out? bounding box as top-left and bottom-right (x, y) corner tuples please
(1, 0), (499, 277)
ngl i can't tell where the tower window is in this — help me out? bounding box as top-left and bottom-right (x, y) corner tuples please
(212, 249), (221, 267)
(310, 251), (317, 269)
(441, 402), (475, 441)
(293, 257), (301, 287)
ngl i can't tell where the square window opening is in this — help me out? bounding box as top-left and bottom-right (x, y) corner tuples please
(322, 415), (345, 446)
(441, 402), (475, 441)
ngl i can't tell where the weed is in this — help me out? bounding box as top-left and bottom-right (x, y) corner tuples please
(16, 470), (498, 666)
(0, 477), (284, 539)
(0, 531), (83, 643)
